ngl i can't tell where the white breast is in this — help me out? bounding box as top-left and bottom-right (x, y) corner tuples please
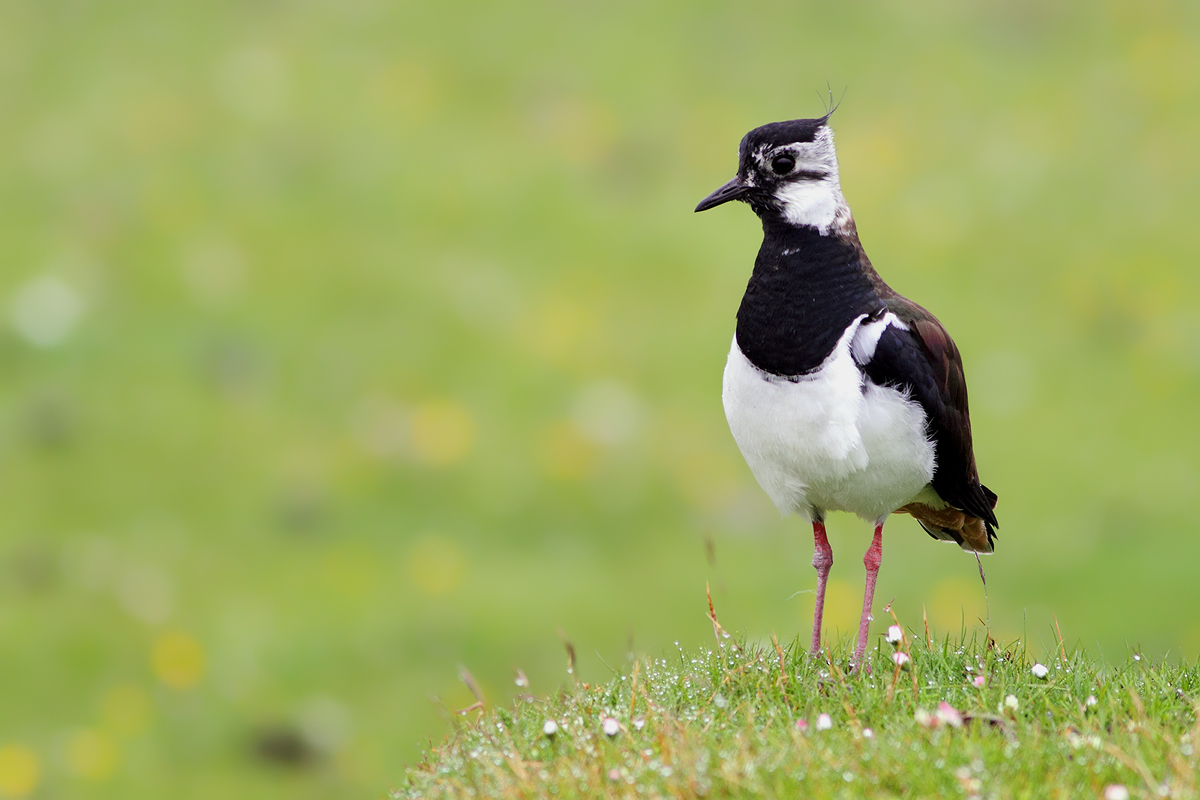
(721, 316), (935, 523)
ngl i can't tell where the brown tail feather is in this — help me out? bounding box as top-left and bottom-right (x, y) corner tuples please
(895, 502), (994, 554)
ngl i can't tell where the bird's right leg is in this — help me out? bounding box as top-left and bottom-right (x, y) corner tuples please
(810, 516), (833, 656)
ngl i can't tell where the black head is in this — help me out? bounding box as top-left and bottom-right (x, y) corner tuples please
(695, 114), (842, 223)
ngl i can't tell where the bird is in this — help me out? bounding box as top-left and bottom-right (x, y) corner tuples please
(695, 112), (998, 669)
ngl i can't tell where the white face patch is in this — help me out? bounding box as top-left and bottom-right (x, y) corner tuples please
(755, 126), (850, 235)
(774, 179), (845, 233)
(752, 127), (840, 176)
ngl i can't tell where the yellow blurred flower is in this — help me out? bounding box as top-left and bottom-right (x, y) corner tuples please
(928, 577), (985, 632)
(410, 400), (474, 466)
(0, 744), (40, 797)
(823, 579), (859, 635)
(537, 420), (597, 481)
(101, 684), (152, 738)
(672, 451), (737, 514)
(152, 631), (206, 689)
(1127, 29), (1199, 104)
(406, 534), (466, 597)
(530, 95), (617, 167)
(65, 730), (119, 780)
(517, 295), (594, 364)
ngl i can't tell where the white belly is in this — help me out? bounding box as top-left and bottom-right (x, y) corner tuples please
(721, 321), (935, 522)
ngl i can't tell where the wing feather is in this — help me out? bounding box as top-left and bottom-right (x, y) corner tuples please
(860, 297), (999, 547)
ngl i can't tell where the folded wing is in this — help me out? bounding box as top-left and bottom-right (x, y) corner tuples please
(854, 298), (999, 553)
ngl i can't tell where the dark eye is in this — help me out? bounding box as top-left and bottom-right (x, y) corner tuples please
(770, 154), (795, 175)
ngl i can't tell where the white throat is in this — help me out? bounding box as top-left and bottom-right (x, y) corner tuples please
(775, 178), (848, 234)
(755, 127), (851, 235)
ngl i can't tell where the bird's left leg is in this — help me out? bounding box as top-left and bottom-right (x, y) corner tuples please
(851, 521), (884, 670)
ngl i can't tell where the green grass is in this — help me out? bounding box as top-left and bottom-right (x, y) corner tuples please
(399, 625), (1200, 799)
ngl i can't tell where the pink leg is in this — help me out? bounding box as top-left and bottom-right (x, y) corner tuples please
(851, 523), (884, 670)
(810, 520), (833, 656)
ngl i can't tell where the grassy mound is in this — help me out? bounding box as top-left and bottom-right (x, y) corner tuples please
(397, 626), (1199, 799)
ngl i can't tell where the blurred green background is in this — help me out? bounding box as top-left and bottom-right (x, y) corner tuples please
(1, 0), (1199, 797)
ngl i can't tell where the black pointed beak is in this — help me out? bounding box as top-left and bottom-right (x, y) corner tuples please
(694, 176), (750, 212)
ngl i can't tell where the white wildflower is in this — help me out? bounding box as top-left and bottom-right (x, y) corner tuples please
(1104, 785), (1129, 800)
(815, 713), (832, 731)
(1004, 694), (1019, 712)
(936, 701), (963, 728)
(602, 717), (620, 737)
(542, 719), (559, 736)
(893, 652), (910, 668)
(1086, 695), (1098, 707)
(1031, 663), (1049, 679)
(885, 625), (903, 645)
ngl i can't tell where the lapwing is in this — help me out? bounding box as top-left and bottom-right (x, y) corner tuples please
(695, 113), (998, 669)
